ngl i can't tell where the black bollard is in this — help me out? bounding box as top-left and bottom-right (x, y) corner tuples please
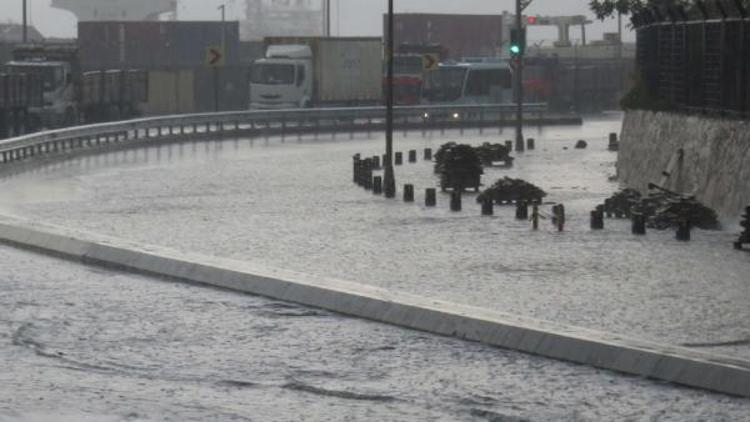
(676, 220), (691, 241)
(363, 159), (373, 190)
(631, 213), (646, 235)
(608, 133), (619, 151)
(373, 176), (383, 195)
(481, 197), (494, 216)
(591, 206), (604, 230)
(450, 191), (462, 212)
(515, 138), (525, 152)
(505, 140), (513, 151)
(425, 188), (437, 207)
(424, 148), (433, 161)
(403, 184), (415, 202)
(353, 155), (361, 183)
(372, 155), (381, 169)
(553, 204), (566, 232)
(395, 152), (403, 165)
(515, 201), (529, 220)
(408, 150), (417, 163)
(531, 204), (540, 230)
(527, 138), (535, 150)
(735, 206), (750, 249)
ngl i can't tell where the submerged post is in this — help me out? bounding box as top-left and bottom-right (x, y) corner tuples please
(383, 0), (396, 198)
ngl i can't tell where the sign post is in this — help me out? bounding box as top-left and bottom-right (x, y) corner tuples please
(206, 46), (225, 112)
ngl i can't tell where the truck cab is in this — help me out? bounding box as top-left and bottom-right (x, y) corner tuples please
(250, 45), (312, 109)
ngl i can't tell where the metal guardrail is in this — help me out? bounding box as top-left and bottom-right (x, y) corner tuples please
(0, 103), (555, 165)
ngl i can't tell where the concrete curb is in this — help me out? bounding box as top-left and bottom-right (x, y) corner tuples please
(1, 215), (749, 398)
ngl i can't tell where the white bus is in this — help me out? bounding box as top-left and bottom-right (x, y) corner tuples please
(422, 62), (513, 105)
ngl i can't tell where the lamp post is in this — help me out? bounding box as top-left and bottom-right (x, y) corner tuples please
(22, 0), (28, 43)
(383, 0), (396, 198)
(213, 4), (226, 112)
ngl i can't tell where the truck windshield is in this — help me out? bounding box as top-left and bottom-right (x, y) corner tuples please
(423, 67), (467, 103)
(250, 63), (296, 85)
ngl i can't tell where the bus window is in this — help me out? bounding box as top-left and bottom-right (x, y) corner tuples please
(465, 68), (512, 97)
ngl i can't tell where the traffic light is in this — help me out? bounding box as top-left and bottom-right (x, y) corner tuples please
(509, 28), (526, 56)
(527, 16), (538, 25)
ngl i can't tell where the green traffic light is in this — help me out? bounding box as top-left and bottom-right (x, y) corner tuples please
(510, 45), (521, 55)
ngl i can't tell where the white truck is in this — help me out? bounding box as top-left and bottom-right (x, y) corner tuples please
(250, 37), (383, 109)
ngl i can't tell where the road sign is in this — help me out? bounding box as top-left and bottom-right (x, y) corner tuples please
(422, 53), (439, 72)
(206, 46), (225, 67)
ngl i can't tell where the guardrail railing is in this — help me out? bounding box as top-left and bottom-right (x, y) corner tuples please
(0, 103), (562, 165)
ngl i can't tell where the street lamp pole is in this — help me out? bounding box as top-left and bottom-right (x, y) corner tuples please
(22, 0), (28, 43)
(383, 0), (396, 198)
(215, 4), (226, 113)
(514, 0), (525, 147)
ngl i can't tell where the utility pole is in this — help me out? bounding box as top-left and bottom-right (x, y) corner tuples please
(215, 4), (226, 113)
(325, 0), (331, 37)
(514, 0), (525, 147)
(22, 0), (28, 44)
(384, 0), (396, 198)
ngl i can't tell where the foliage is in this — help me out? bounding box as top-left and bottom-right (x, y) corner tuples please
(590, 0), (750, 19)
(434, 142), (484, 191)
(477, 177), (547, 204)
(474, 143), (512, 166)
(619, 69), (671, 111)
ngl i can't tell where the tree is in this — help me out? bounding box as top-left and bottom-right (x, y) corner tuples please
(590, 0), (750, 19)
(589, 0), (689, 19)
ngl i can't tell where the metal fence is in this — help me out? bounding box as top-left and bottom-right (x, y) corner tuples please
(632, 0), (750, 118)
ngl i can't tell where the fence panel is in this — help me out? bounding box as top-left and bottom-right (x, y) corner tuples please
(635, 12), (749, 118)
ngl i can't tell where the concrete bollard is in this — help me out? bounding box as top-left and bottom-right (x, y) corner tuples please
(481, 198), (494, 216)
(373, 176), (383, 195)
(425, 188), (437, 207)
(403, 184), (415, 202)
(450, 191), (462, 212)
(608, 133), (619, 151)
(408, 150), (417, 163)
(527, 138), (535, 150)
(515, 201), (529, 220)
(632, 213), (647, 235)
(676, 220), (691, 241)
(395, 152), (403, 165)
(424, 148), (433, 161)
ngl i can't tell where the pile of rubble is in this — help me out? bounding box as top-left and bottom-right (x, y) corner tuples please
(603, 189), (720, 230)
(477, 177), (547, 204)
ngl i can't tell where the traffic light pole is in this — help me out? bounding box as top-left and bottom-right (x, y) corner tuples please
(514, 0), (525, 148)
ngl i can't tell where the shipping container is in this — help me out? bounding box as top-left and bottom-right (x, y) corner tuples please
(385, 14), (504, 60)
(142, 69), (196, 116)
(78, 21), (241, 71)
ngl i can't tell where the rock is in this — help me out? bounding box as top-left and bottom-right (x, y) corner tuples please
(575, 140), (588, 149)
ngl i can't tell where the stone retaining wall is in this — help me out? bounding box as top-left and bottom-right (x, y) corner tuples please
(619, 110), (750, 219)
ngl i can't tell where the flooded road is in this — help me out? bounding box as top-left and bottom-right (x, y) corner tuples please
(1, 115), (750, 419)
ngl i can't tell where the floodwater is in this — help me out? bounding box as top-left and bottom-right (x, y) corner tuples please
(1, 114), (750, 420)
(2, 245), (750, 421)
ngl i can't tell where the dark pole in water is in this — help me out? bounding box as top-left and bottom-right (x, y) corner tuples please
(383, 0), (396, 198)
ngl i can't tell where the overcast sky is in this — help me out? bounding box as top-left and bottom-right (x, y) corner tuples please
(1, 0), (633, 42)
